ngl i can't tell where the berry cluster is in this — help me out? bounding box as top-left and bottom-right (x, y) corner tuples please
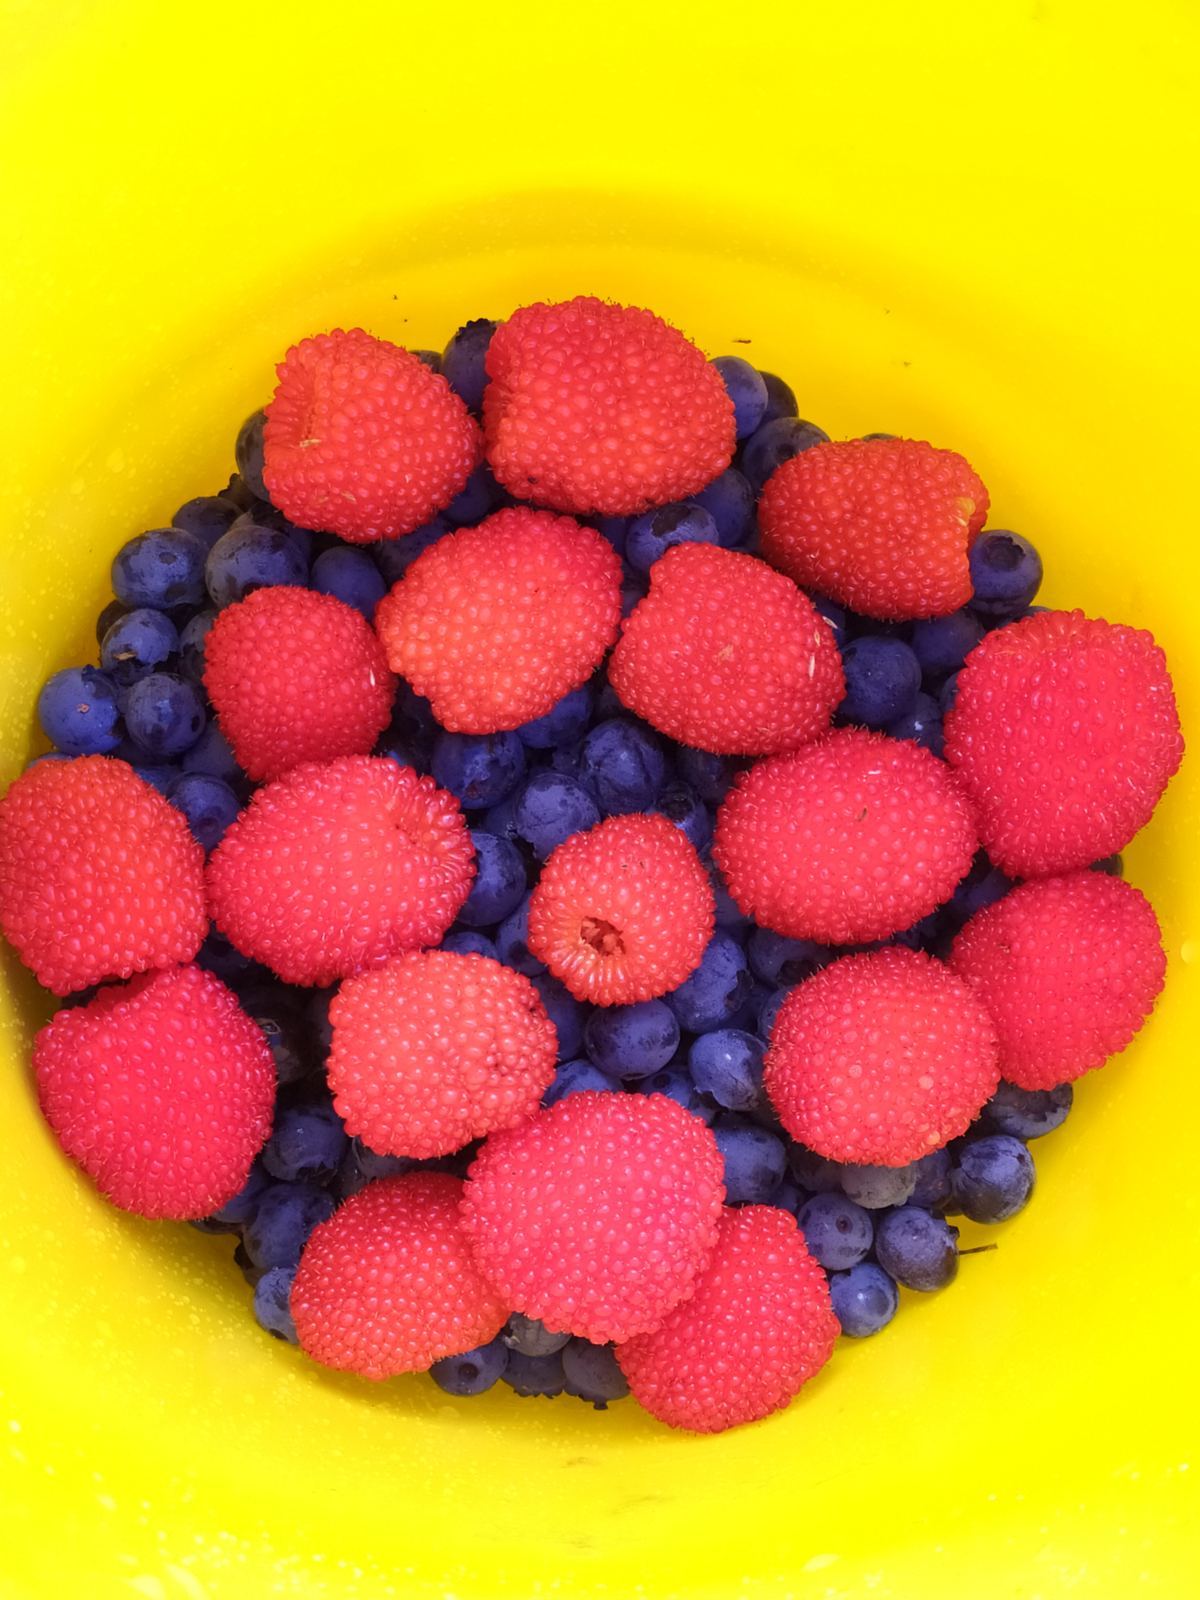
(0, 299), (1181, 1433)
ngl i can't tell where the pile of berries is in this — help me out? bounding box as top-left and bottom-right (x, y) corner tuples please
(0, 298), (1182, 1434)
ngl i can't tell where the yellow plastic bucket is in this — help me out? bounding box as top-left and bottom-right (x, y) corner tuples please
(2, 3), (1198, 1595)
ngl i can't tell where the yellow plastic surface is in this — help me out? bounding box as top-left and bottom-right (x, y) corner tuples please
(2, 2), (1199, 1595)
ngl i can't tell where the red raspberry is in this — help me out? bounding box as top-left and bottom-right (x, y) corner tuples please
(765, 948), (1000, 1166)
(33, 965), (274, 1219)
(204, 586), (394, 781)
(262, 328), (480, 542)
(375, 507), (620, 734)
(950, 872), (1166, 1090)
(0, 756), (206, 995)
(329, 951), (558, 1158)
(713, 730), (977, 943)
(609, 543), (845, 756)
(292, 1172), (509, 1380)
(527, 813), (714, 1004)
(483, 296), (735, 515)
(617, 1206), (838, 1433)
(944, 610), (1183, 877)
(206, 756), (474, 986)
(758, 438), (990, 620)
(461, 1092), (725, 1343)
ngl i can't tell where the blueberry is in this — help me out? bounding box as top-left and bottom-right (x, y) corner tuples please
(411, 348), (441, 372)
(502, 1315), (570, 1358)
(788, 1145), (844, 1193)
(625, 502), (719, 573)
(459, 830), (528, 926)
(349, 1138), (414, 1184)
(710, 866), (751, 933)
(432, 731), (526, 810)
(755, 985), (791, 1044)
(494, 895), (545, 975)
(712, 356), (769, 438)
(242, 1182), (337, 1269)
(441, 318), (498, 413)
(746, 929), (831, 988)
(712, 1114), (787, 1204)
(839, 1162), (919, 1210)
(374, 517), (451, 586)
(440, 929), (499, 960)
(951, 1135), (1036, 1223)
(757, 371), (799, 425)
(503, 1348), (566, 1398)
(1092, 853), (1124, 877)
(542, 1058), (619, 1106)
(178, 610), (216, 681)
(948, 853), (1012, 923)
(620, 572), (649, 619)
(591, 516), (628, 556)
(692, 468), (756, 547)
(240, 985), (318, 1085)
(430, 1337), (508, 1396)
(132, 764), (177, 795)
(390, 682), (439, 747)
(310, 546), (387, 621)
(478, 790), (521, 844)
(740, 417), (830, 493)
(968, 531), (1043, 618)
(180, 722), (242, 783)
(123, 671), (206, 758)
(667, 932), (753, 1034)
(562, 1339), (629, 1407)
(797, 1191), (874, 1271)
(99, 609), (180, 690)
(195, 926), (260, 985)
(219, 472), (260, 512)
(234, 409), (268, 499)
(36, 666), (121, 755)
(167, 772), (240, 851)
(172, 494), (241, 551)
(95, 599), (130, 645)
(647, 781), (709, 853)
(579, 718), (667, 814)
(908, 1148), (954, 1211)
(208, 1160), (272, 1227)
(887, 692), (945, 758)
(875, 1205), (959, 1291)
(205, 521), (307, 608)
(253, 1265), (299, 1343)
(234, 1239), (268, 1288)
(984, 1081), (1073, 1140)
(513, 771), (600, 859)
(812, 595), (849, 649)
(911, 611), (985, 679)
(676, 746), (742, 805)
(443, 462), (505, 527)
(517, 684), (595, 750)
(529, 972), (585, 1061)
(111, 528), (208, 609)
(584, 1001), (679, 1080)
(638, 1067), (715, 1124)
(838, 636), (922, 727)
(687, 1029), (763, 1110)
(938, 671), (960, 716)
(768, 1176), (806, 1214)
(829, 1262), (899, 1337)
(262, 1103), (348, 1185)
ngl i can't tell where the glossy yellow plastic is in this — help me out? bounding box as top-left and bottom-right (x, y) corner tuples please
(2, 2), (1198, 1595)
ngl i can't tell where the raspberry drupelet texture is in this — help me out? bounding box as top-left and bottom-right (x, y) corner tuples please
(460, 1091), (726, 1344)
(328, 951), (558, 1157)
(758, 438), (990, 620)
(204, 586), (395, 780)
(617, 1205), (838, 1433)
(951, 871), (1166, 1089)
(375, 507), (621, 734)
(291, 1172), (509, 1379)
(609, 543), (845, 756)
(206, 756), (474, 986)
(527, 812), (714, 1004)
(765, 948), (1000, 1166)
(944, 610), (1183, 877)
(483, 296), (735, 515)
(712, 730), (978, 943)
(0, 756), (207, 995)
(33, 965), (274, 1218)
(262, 328), (481, 542)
